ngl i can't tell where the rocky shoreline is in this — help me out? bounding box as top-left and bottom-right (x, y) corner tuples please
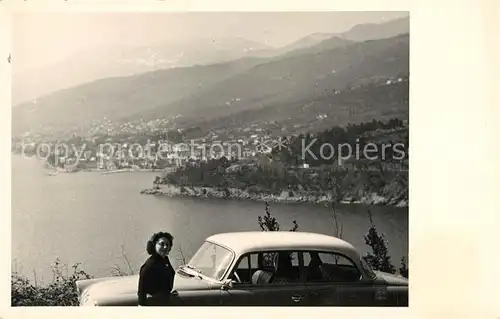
(140, 185), (408, 208)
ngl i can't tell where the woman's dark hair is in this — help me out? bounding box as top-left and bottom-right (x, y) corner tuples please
(146, 231), (174, 255)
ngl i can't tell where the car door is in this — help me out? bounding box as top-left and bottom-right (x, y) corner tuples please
(302, 251), (377, 306)
(147, 289), (223, 306)
(304, 281), (379, 306)
(220, 250), (310, 306)
(221, 282), (309, 306)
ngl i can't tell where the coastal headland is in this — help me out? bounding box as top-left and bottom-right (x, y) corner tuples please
(140, 184), (408, 207)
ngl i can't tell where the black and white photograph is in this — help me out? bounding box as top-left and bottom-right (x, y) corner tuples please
(10, 11), (410, 307)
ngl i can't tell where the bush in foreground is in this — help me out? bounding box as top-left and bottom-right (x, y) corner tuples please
(11, 258), (92, 306)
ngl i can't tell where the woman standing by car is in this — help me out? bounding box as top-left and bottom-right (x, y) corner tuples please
(137, 231), (175, 306)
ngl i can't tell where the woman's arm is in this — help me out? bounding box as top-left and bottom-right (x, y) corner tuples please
(166, 261), (175, 293)
(137, 263), (151, 306)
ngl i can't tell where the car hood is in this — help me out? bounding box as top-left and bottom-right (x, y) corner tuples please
(374, 271), (408, 286)
(83, 271), (221, 302)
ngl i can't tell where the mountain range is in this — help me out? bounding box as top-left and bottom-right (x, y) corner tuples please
(139, 33), (409, 123)
(12, 37), (272, 107)
(12, 16), (408, 106)
(12, 16), (409, 137)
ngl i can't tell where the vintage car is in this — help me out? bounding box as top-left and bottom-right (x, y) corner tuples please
(76, 231), (408, 306)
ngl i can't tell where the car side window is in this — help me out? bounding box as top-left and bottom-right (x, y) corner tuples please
(272, 251), (301, 284)
(232, 253), (257, 284)
(290, 252), (300, 267)
(237, 255), (249, 269)
(232, 251), (303, 285)
(304, 251), (361, 283)
(261, 251), (277, 269)
(318, 252), (354, 267)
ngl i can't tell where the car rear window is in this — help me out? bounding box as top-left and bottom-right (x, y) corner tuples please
(360, 257), (377, 280)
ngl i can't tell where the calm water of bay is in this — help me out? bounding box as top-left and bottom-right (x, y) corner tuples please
(11, 156), (408, 283)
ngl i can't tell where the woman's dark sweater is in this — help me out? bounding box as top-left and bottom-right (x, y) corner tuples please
(137, 254), (175, 306)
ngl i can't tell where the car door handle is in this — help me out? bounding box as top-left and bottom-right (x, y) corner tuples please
(291, 294), (303, 303)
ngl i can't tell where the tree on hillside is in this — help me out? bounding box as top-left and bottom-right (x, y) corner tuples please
(258, 201), (298, 232)
(153, 176), (161, 189)
(399, 257), (408, 278)
(320, 168), (349, 239)
(363, 210), (396, 274)
(257, 201), (298, 267)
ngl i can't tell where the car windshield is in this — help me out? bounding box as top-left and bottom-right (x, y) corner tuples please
(186, 241), (234, 281)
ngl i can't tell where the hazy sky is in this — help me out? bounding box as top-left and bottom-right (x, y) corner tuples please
(13, 11), (408, 72)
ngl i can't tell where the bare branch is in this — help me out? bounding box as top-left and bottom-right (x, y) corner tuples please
(120, 244), (134, 274)
(176, 245), (187, 265)
(111, 264), (128, 277)
(110, 244), (135, 276)
(32, 268), (37, 287)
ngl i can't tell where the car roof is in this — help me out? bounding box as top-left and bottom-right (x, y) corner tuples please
(206, 231), (359, 259)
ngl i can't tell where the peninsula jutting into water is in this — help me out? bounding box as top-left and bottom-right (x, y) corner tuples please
(140, 119), (408, 208)
(13, 118), (408, 207)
